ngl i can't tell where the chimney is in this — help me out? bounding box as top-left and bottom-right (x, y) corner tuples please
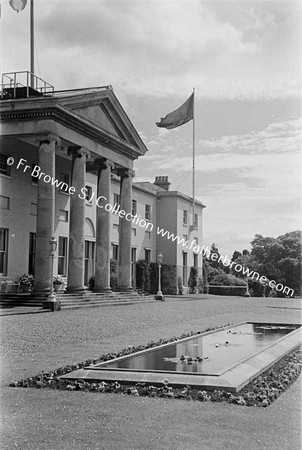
(154, 176), (170, 191)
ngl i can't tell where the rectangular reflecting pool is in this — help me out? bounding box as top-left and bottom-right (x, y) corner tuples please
(95, 323), (298, 375)
(61, 322), (301, 392)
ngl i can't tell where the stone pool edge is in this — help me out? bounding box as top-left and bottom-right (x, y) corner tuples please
(60, 323), (302, 393)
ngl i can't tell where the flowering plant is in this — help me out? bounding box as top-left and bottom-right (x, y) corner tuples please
(19, 274), (34, 286)
(53, 275), (65, 285)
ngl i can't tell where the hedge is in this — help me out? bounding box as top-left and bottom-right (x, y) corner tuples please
(135, 260), (151, 293)
(209, 285), (247, 296)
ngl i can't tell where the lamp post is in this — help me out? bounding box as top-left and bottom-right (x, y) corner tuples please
(155, 252), (165, 301)
(43, 237), (60, 311)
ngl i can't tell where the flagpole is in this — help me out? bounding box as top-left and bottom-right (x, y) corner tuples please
(192, 87), (195, 226)
(30, 0), (34, 88)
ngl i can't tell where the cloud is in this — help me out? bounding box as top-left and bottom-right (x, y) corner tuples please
(133, 114), (301, 253)
(199, 118), (301, 155)
(1, 0), (301, 99)
(144, 117), (301, 171)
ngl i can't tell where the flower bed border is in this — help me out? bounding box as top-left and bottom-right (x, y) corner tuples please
(10, 325), (302, 407)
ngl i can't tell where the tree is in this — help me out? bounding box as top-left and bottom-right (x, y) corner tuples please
(277, 257), (301, 294)
(231, 251), (242, 261)
(208, 243), (221, 269)
(250, 230), (301, 296)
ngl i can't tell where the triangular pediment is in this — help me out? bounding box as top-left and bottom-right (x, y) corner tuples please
(72, 104), (121, 137)
(57, 88), (146, 153)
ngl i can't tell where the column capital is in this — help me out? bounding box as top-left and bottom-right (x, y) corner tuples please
(95, 158), (115, 171)
(68, 146), (91, 159)
(35, 133), (61, 146)
(117, 168), (135, 178)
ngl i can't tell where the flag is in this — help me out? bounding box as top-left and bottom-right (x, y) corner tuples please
(156, 93), (194, 129)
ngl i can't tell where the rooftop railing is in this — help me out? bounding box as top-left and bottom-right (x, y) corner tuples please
(1, 71), (54, 99)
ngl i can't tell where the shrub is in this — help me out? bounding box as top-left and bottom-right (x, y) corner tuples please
(204, 282), (209, 294)
(88, 276), (95, 291)
(135, 260), (151, 293)
(188, 266), (198, 293)
(247, 279), (265, 297)
(178, 276), (183, 295)
(197, 276), (204, 293)
(110, 258), (118, 292)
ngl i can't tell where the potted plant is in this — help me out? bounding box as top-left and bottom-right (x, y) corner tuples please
(19, 274), (34, 292)
(53, 275), (65, 292)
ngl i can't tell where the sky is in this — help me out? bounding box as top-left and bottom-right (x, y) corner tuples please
(1, 0), (301, 255)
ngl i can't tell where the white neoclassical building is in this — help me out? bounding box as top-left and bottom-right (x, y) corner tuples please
(0, 74), (205, 297)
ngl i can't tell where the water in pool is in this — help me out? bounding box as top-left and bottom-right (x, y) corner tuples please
(95, 323), (299, 375)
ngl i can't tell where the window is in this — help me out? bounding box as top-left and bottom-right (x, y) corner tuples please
(85, 185), (93, 202)
(194, 213), (198, 229)
(145, 204), (151, 221)
(112, 244), (119, 260)
(194, 253), (198, 268)
(30, 203), (37, 216)
(0, 154), (11, 176)
(183, 210), (188, 225)
(0, 196), (10, 210)
(59, 210), (68, 222)
(145, 249), (151, 265)
(194, 237), (198, 246)
(182, 251), (188, 286)
(58, 237), (68, 276)
(28, 232), (36, 275)
(145, 231), (151, 239)
(114, 193), (120, 206)
(113, 223), (119, 233)
(0, 228), (8, 276)
(132, 200), (137, 216)
(132, 228), (137, 237)
(183, 234), (188, 242)
(59, 173), (70, 192)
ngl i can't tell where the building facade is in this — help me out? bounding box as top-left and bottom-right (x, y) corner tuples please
(0, 82), (205, 294)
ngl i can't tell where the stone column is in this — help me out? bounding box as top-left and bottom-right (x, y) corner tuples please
(66, 147), (90, 293)
(93, 159), (114, 292)
(34, 134), (60, 294)
(117, 168), (134, 291)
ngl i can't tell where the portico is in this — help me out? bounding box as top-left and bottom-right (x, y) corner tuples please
(0, 84), (147, 297)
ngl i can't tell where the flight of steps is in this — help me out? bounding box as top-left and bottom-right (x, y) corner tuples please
(0, 291), (155, 310)
(56, 291), (155, 310)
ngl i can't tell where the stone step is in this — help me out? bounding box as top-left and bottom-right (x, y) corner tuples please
(59, 296), (152, 306)
(58, 292), (154, 310)
(61, 298), (156, 310)
(58, 294), (144, 302)
(0, 300), (43, 308)
(0, 291), (154, 310)
(56, 293), (144, 299)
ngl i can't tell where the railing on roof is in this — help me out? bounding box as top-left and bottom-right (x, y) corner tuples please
(1, 71), (54, 99)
